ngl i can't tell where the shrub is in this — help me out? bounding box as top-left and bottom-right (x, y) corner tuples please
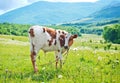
(115, 46), (117, 50)
(103, 24), (120, 44)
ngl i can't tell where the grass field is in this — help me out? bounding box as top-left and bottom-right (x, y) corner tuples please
(0, 34), (120, 83)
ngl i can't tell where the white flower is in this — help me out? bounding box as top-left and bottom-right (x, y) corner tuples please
(73, 48), (78, 51)
(94, 50), (97, 54)
(98, 56), (102, 61)
(58, 74), (63, 79)
(42, 67), (46, 70)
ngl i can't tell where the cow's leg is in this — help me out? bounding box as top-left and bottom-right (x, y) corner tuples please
(30, 43), (40, 73)
(30, 51), (38, 73)
(59, 55), (63, 68)
(58, 50), (62, 68)
(55, 51), (59, 69)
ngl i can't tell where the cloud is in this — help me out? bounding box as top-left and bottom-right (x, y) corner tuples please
(0, 0), (28, 10)
(44, 0), (98, 2)
(27, 0), (41, 3)
(0, 0), (29, 15)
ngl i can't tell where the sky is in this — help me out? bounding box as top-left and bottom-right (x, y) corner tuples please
(0, 0), (98, 15)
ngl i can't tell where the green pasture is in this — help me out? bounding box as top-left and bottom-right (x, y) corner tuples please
(0, 34), (120, 83)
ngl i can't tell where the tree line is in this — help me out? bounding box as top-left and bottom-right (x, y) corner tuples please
(0, 22), (119, 44)
(0, 23), (81, 36)
(0, 22), (31, 36)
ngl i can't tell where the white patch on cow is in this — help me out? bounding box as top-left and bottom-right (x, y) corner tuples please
(64, 33), (72, 47)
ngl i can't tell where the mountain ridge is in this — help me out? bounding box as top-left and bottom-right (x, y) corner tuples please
(67, 2), (120, 24)
(0, 1), (119, 25)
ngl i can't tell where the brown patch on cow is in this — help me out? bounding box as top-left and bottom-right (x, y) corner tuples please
(68, 34), (78, 47)
(56, 55), (59, 69)
(43, 28), (46, 33)
(32, 51), (36, 55)
(45, 27), (57, 46)
(72, 34), (78, 38)
(62, 31), (64, 34)
(30, 43), (36, 72)
(59, 35), (65, 47)
(58, 50), (60, 52)
(29, 28), (35, 37)
(46, 28), (56, 38)
(68, 38), (73, 47)
(48, 39), (53, 46)
(32, 43), (36, 55)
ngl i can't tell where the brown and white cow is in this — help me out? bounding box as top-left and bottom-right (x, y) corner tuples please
(28, 25), (77, 72)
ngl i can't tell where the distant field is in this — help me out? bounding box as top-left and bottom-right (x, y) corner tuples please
(0, 34), (120, 83)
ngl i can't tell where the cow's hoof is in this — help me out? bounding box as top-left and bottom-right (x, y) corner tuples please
(34, 67), (38, 73)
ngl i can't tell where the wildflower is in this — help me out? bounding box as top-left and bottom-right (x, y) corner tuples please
(98, 56), (102, 61)
(94, 50), (97, 54)
(42, 67), (46, 70)
(73, 48), (78, 51)
(58, 74), (63, 79)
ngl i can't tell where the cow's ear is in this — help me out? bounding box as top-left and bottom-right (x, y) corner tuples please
(73, 34), (78, 38)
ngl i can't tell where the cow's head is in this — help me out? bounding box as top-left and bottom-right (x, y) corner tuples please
(64, 33), (77, 49)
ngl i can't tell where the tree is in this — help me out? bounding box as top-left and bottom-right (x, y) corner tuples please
(103, 24), (120, 44)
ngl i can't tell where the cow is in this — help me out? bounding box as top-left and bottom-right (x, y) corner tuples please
(28, 25), (77, 72)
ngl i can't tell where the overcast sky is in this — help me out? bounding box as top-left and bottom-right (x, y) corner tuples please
(0, 0), (98, 15)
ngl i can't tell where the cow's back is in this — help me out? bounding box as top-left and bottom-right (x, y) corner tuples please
(29, 25), (51, 49)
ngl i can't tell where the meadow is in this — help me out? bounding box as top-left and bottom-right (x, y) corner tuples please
(0, 34), (120, 83)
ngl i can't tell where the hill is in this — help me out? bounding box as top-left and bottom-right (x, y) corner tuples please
(64, 2), (120, 25)
(89, 2), (120, 20)
(60, 2), (120, 35)
(0, 1), (114, 25)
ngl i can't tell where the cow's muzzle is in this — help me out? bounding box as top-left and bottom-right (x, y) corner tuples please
(64, 46), (68, 49)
